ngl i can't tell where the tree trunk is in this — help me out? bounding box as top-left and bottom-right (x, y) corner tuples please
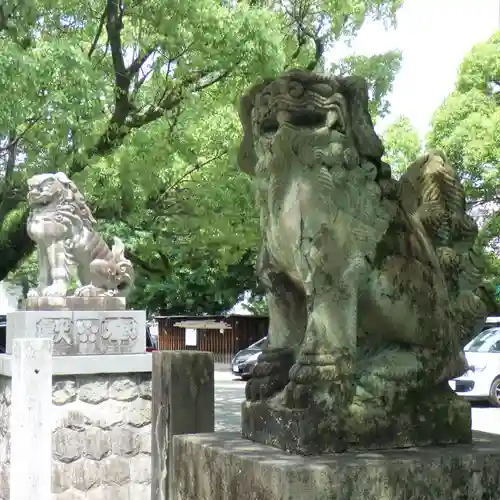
(0, 209), (34, 281)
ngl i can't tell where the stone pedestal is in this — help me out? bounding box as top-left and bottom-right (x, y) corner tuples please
(0, 305), (152, 500)
(241, 384), (472, 454)
(0, 355), (152, 500)
(6, 309), (146, 355)
(23, 296), (126, 311)
(172, 431), (500, 500)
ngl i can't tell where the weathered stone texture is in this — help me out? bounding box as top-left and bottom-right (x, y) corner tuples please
(0, 372), (152, 500)
(237, 70), (489, 454)
(0, 376), (10, 500)
(173, 432), (500, 500)
(151, 351), (215, 500)
(6, 310), (146, 356)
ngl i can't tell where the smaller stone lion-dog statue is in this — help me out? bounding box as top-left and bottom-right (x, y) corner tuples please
(238, 69), (492, 455)
(26, 172), (134, 298)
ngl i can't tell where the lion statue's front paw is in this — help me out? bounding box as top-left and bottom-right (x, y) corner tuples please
(74, 284), (106, 297)
(41, 282), (68, 297)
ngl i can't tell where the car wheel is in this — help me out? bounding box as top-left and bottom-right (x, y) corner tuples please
(488, 377), (500, 407)
(241, 375), (251, 381)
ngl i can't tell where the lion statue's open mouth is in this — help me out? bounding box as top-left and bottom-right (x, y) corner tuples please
(27, 191), (52, 206)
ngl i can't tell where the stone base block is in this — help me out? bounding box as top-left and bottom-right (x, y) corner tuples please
(172, 431), (500, 500)
(0, 353), (152, 376)
(6, 309), (146, 355)
(242, 385), (471, 454)
(242, 399), (347, 454)
(23, 295), (126, 311)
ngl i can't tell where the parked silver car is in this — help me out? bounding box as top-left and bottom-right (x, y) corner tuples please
(231, 337), (267, 380)
(449, 327), (500, 407)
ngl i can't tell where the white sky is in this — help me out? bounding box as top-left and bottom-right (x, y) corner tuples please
(332, 0), (500, 137)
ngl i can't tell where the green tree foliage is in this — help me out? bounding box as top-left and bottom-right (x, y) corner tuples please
(428, 31), (500, 286)
(242, 293), (269, 316)
(382, 115), (422, 178)
(1, 0), (404, 314)
(330, 52), (402, 119)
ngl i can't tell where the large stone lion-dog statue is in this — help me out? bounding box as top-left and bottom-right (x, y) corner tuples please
(238, 69), (492, 453)
(26, 172), (134, 298)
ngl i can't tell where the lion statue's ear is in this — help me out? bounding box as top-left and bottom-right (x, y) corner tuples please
(339, 76), (385, 162)
(54, 172), (71, 184)
(237, 94), (258, 176)
(237, 79), (274, 176)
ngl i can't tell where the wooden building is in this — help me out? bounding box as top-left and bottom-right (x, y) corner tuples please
(155, 314), (269, 364)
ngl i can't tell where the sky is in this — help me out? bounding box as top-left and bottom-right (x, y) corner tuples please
(331, 0), (500, 138)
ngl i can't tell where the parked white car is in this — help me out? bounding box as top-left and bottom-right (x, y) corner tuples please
(449, 326), (500, 407)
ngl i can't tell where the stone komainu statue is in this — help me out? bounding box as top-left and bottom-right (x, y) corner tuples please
(26, 172), (134, 298)
(238, 70), (490, 454)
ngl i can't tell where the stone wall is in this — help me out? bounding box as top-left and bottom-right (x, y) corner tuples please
(0, 372), (152, 500)
(0, 376), (10, 500)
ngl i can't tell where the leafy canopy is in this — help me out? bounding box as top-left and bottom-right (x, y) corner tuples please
(382, 115), (422, 178)
(1, 0), (404, 314)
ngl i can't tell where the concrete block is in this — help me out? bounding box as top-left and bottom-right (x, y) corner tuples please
(172, 431), (500, 500)
(24, 296), (126, 311)
(0, 353), (152, 377)
(6, 310), (146, 355)
(10, 338), (52, 500)
(151, 351), (215, 500)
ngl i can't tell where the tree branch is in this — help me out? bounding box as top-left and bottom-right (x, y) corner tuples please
(106, 0), (130, 120)
(0, 116), (43, 153)
(155, 151), (228, 206)
(127, 250), (162, 275)
(128, 66), (236, 128)
(132, 66), (154, 95)
(70, 0), (133, 175)
(88, 7), (107, 59)
(305, 34), (324, 71)
(0, 130), (18, 221)
(128, 47), (155, 76)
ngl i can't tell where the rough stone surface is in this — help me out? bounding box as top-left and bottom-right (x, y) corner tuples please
(237, 69), (490, 453)
(0, 377), (10, 500)
(23, 296), (126, 312)
(0, 352), (152, 378)
(151, 351), (215, 500)
(6, 310), (146, 355)
(172, 431), (500, 500)
(0, 372), (152, 500)
(242, 384), (472, 455)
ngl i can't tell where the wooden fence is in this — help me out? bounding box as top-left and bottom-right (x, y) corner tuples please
(156, 314), (268, 364)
